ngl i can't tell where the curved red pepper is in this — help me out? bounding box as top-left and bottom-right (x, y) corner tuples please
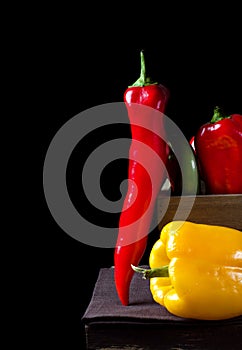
(114, 51), (170, 305)
(194, 106), (242, 194)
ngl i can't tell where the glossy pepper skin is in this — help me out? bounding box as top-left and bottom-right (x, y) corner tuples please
(114, 50), (170, 306)
(133, 221), (242, 320)
(194, 106), (242, 194)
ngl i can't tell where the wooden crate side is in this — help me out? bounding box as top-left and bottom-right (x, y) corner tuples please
(157, 194), (242, 231)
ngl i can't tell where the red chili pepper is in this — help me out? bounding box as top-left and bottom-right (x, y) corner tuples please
(194, 106), (242, 194)
(114, 50), (170, 305)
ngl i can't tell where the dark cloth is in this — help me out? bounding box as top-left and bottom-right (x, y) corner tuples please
(82, 267), (242, 326)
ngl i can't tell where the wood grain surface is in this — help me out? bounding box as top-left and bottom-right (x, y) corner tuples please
(157, 194), (242, 231)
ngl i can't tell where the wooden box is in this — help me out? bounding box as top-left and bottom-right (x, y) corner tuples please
(157, 194), (242, 231)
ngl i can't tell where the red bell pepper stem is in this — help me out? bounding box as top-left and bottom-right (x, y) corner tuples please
(210, 106), (230, 123)
(114, 51), (170, 306)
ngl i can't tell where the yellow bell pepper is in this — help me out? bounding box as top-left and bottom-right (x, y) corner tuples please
(132, 221), (242, 320)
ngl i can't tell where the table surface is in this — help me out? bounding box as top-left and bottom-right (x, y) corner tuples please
(82, 266), (242, 325)
(82, 267), (242, 350)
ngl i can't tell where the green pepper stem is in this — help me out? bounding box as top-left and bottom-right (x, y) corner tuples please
(140, 50), (146, 84)
(131, 264), (169, 279)
(210, 106), (230, 123)
(129, 50), (158, 87)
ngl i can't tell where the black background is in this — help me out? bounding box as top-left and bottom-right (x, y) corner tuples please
(32, 13), (242, 349)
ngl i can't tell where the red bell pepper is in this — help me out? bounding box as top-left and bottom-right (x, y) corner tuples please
(189, 135), (196, 153)
(114, 50), (170, 305)
(194, 106), (242, 194)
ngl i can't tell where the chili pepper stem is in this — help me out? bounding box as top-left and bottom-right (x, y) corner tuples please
(131, 264), (169, 279)
(129, 50), (158, 87)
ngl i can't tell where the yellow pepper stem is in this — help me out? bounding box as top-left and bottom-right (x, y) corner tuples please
(131, 264), (169, 279)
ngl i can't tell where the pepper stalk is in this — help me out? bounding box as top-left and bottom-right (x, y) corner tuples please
(131, 264), (169, 279)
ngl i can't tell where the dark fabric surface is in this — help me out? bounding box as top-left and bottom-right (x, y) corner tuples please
(82, 267), (242, 326)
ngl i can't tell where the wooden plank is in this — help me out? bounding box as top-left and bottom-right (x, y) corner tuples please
(85, 322), (242, 350)
(157, 194), (242, 231)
